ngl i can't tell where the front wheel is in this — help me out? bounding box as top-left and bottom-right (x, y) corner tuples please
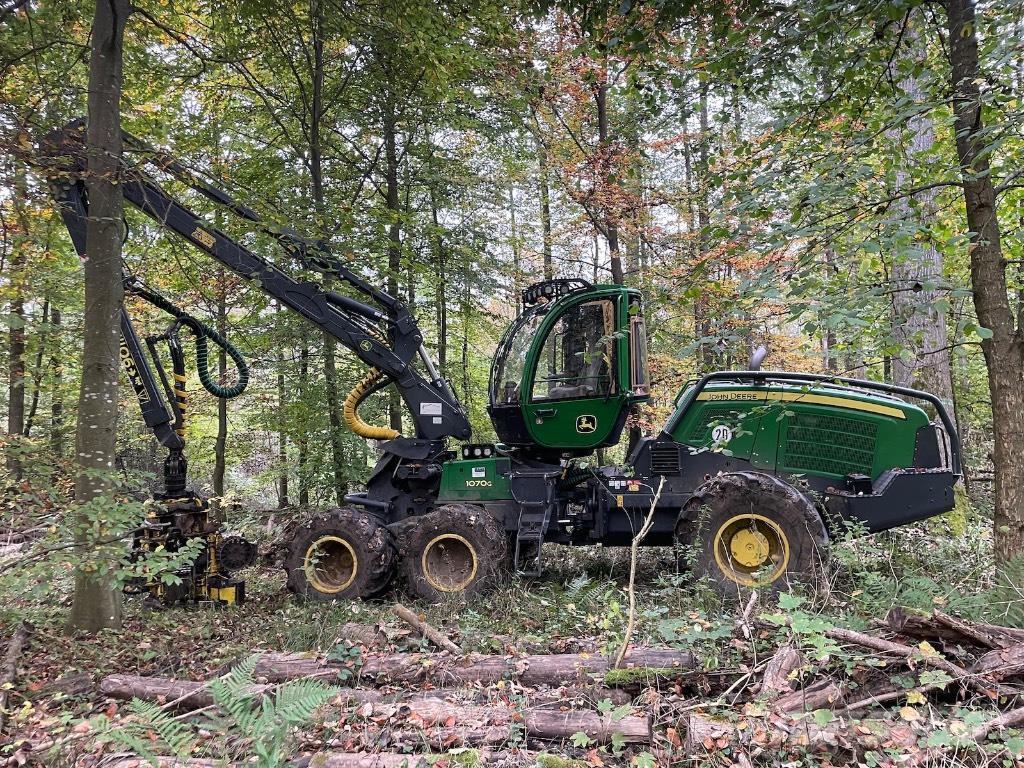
(677, 472), (828, 596)
(398, 504), (507, 602)
(284, 508), (396, 601)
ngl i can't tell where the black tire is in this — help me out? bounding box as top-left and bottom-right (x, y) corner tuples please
(398, 504), (507, 602)
(284, 507), (396, 601)
(676, 472), (828, 596)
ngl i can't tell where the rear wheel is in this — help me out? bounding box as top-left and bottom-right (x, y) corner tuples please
(285, 508), (396, 600)
(677, 472), (827, 595)
(398, 505), (507, 602)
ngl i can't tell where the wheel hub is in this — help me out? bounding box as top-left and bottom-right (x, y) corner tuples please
(713, 513), (790, 586)
(304, 536), (358, 594)
(421, 533), (478, 593)
(729, 527), (771, 568)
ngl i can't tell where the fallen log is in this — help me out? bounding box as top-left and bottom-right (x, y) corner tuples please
(106, 751), (542, 768)
(0, 621), (31, 735)
(100, 674), (384, 710)
(33, 671), (92, 700)
(684, 712), (918, 757)
(100, 672), (634, 714)
(392, 603), (461, 654)
(100, 760), (224, 768)
(252, 647), (695, 688)
(887, 609), (1024, 651)
(825, 626), (1008, 699)
(101, 675), (649, 746)
(761, 645), (803, 697)
(972, 643), (1024, 683)
(773, 679), (844, 713)
(336, 623), (389, 649)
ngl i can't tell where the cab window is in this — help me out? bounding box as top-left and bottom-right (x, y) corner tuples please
(630, 311), (649, 396)
(531, 300), (616, 401)
(491, 306), (546, 405)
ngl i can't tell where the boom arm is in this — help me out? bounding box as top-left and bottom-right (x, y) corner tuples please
(41, 119), (470, 444)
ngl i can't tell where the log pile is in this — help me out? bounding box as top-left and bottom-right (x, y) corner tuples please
(90, 609), (1024, 767)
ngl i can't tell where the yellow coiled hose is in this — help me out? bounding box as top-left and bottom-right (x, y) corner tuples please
(343, 367), (401, 440)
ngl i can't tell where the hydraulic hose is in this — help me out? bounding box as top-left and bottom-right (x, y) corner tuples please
(343, 367), (400, 441)
(129, 282), (249, 399)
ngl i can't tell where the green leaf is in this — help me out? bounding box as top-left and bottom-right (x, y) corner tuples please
(812, 708), (834, 726)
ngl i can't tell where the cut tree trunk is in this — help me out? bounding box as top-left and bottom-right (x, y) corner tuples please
(773, 678), (845, 713)
(100, 679), (650, 745)
(251, 648), (695, 687)
(761, 644), (804, 697)
(102, 672), (632, 712)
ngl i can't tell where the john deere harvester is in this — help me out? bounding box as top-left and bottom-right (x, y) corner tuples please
(43, 121), (962, 603)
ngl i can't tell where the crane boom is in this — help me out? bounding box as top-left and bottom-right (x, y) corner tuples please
(41, 119), (470, 449)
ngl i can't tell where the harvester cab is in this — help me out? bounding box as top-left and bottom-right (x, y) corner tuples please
(488, 279), (650, 458)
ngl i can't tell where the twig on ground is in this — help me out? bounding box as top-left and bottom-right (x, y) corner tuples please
(614, 476), (666, 669)
(392, 603), (461, 654)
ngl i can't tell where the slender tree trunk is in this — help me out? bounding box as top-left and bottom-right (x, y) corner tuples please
(213, 269), (227, 497)
(23, 299), (49, 437)
(596, 81), (623, 285)
(945, 0), (1023, 565)
(69, 0), (130, 634)
(383, 98), (403, 435)
(536, 131), (554, 280)
(50, 305), (63, 459)
(298, 342), (309, 507)
(696, 76), (712, 369)
(309, 0), (346, 503)
(6, 166), (28, 478)
(276, 303), (289, 507)
(509, 186), (521, 315)
(888, 14), (954, 411)
(431, 189), (448, 375)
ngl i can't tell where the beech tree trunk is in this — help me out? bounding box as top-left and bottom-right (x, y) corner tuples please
(275, 302), (289, 507)
(6, 165), (27, 479)
(23, 299), (49, 438)
(888, 14), (954, 409)
(308, 0), (346, 505)
(595, 80), (623, 285)
(213, 269), (227, 497)
(535, 125), (554, 280)
(49, 305), (63, 459)
(945, 0), (1024, 565)
(382, 97), (403, 435)
(69, 0), (131, 634)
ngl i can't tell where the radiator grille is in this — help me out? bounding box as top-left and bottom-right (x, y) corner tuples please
(649, 443), (681, 475)
(782, 413), (877, 477)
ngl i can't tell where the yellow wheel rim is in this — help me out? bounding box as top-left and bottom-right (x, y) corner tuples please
(712, 514), (790, 587)
(304, 536), (358, 594)
(421, 533), (478, 593)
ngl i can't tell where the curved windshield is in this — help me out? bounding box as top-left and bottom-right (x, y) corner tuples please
(489, 304), (548, 406)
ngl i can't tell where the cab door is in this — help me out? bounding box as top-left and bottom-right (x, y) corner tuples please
(522, 294), (629, 452)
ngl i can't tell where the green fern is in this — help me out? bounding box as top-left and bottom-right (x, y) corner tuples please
(97, 698), (199, 766)
(205, 653), (340, 768)
(565, 574), (607, 608)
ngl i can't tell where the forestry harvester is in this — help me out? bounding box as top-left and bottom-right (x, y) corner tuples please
(41, 121), (962, 604)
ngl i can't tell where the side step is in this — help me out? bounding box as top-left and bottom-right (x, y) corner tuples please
(512, 471), (559, 577)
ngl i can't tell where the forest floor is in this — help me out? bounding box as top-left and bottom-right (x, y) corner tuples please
(3, 512), (1024, 767)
